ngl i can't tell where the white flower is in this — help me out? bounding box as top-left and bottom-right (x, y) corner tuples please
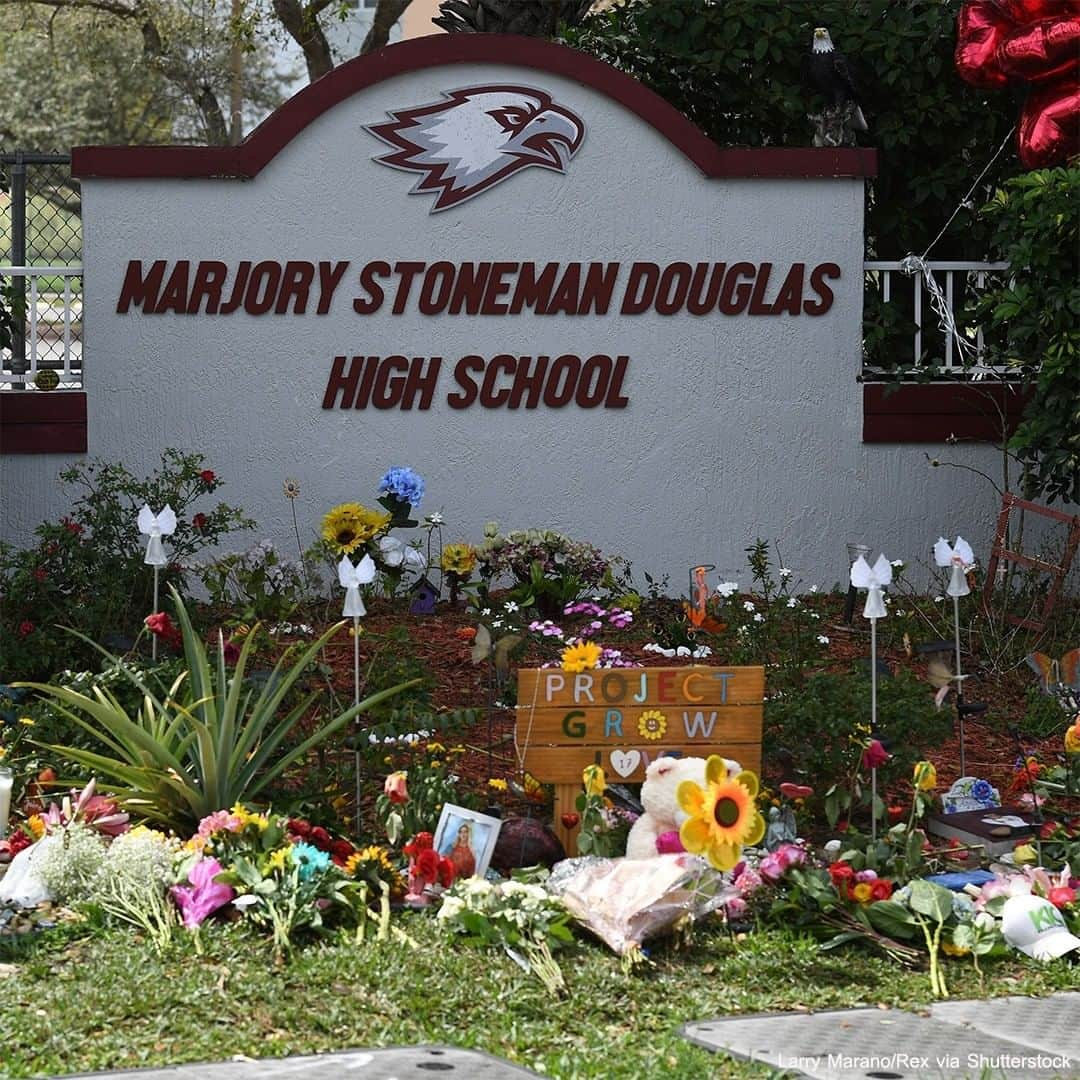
(234, 894), (261, 909)
(890, 559), (904, 568)
(675, 646), (691, 657)
(504, 601), (519, 613)
(809, 585), (819, 593)
(786, 597), (799, 608)
(481, 608), (491, 616)
(379, 535), (425, 569)
(817, 635), (830, 645)
(715, 581), (739, 598)
(810, 612), (820, 620)
(437, 896), (465, 921)
(743, 601), (756, 613)
(425, 512), (445, 526)
(753, 612), (764, 623)
(934, 595), (945, 603)
(779, 567), (792, 579)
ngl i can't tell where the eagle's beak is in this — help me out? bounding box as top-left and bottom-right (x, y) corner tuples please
(506, 107), (583, 170)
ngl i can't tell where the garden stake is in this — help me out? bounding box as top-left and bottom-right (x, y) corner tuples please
(339, 554), (375, 828)
(851, 553), (893, 840)
(138, 504), (176, 662)
(934, 537), (974, 776)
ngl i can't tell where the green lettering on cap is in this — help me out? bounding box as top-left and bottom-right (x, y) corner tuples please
(1030, 906), (1065, 933)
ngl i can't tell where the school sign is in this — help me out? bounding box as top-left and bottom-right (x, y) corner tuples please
(21, 35), (898, 580)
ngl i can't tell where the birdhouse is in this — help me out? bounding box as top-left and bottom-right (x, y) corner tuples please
(409, 576), (439, 616)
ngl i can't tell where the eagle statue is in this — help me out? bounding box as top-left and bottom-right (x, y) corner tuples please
(802, 27), (868, 147)
(367, 86), (585, 212)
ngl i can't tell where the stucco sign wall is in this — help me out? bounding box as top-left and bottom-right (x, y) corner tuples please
(64, 35), (893, 583)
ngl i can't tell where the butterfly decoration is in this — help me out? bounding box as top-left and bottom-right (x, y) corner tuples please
(470, 624), (523, 685)
(850, 554), (892, 619)
(933, 536), (974, 598)
(137, 504), (176, 567)
(683, 565), (726, 635)
(338, 554), (376, 617)
(1026, 648), (1080, 712)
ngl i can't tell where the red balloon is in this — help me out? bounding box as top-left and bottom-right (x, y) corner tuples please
(955, 1), (1011, 88)
(1018, 79), (1080, 168)
(998, 15), (1080, 81)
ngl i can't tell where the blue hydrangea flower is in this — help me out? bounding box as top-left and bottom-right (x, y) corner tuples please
(970, 779), (994, 804)
(378, 466), (425, 508)
(292, 841), (331, 882)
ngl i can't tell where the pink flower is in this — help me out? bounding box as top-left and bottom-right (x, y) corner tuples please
(855, 869), (878, 883)
(199, 470), (216, 484)
(171, 858), (235, 929)
(733, 866), (763, 894)
(197, 809), (242, 838)
(862, 740), (889, 770)
(757, 844), (805, 884)
(656, 830), (685, 854)
(383, 771), (408, 805)
(1048, 886), (1076, 909)
(724, 896), (748, 919)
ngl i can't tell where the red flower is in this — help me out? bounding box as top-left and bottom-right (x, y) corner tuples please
(222, 640), (240, 665)
(862, 739), (889, 770)
(144, 612), (174, 636)
(779, 782), (814, 800)
(32, 567), (47, 582)
(330, 839), (355, 866)
(17, 621), (34, 637)
(309, 826), (332, 850)
(287, 818), (312, 838)
(1041, 820), (1062, 840)
(829, 862), (855, 884)
(437, 855), (455, 888)
(192, 513), (208, 529)
(61, 517), (83, 535)
(383, 771), (409, 805)
(404, 831), (433, 857)
(455, 627), (477, 641)
(415, 848), (439, 883)
(870, 879), (893, 902)
(1048, 886), (1076, 909)
(887, 805), (906, 824)
(199, 470), (216, 484)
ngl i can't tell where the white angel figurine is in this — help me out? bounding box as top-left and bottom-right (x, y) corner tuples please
(850, 553), (893, 619)
(338, 554), (376, 617)
(934, 536), (974, 598)
(137, 504), (176, 567)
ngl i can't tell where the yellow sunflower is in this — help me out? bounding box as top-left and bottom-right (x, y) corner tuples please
(561, 640), (602, 672)
(637, 709), (668, 741)
(322, 502), (390, 554)
(677, 756), (765, 871)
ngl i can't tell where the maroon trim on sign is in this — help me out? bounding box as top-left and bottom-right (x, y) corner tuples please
(862, 383), (1030, 443)
(0, 392), (88, 454)
(72, 36), (877, 180)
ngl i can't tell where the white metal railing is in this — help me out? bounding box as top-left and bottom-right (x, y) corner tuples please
(864, 260), (1010, 374)
(0, 265), (84, 389)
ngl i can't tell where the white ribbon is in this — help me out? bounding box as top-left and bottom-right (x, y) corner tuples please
(934, 535), (974, 598)
(137, 504), (176, 567)
(338, 554), (376, 617)
(851, 554), (893, 620)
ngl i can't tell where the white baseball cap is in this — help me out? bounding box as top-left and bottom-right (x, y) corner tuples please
(1001, 894), (1080, 961)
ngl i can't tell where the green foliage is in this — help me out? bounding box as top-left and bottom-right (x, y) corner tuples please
(195, 539), (310, 623)
(765, 668), (948, 803)
(974, 167), (1080, 504)
(18, 590), (419, 832)
(0, 278), (26, 354)
(567, 1), (1016, 260)
(0, 450), (253, 681)
(375, 742), (480, 844)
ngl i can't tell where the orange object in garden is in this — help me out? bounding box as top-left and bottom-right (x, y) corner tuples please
(684, 565), (726, 635)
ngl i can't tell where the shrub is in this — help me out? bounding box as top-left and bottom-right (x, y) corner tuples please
(0, 450), (253, 680)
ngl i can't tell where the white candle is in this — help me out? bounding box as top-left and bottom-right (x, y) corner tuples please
(0, 766), (12, 839)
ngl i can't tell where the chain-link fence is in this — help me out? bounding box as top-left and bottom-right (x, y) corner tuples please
(1, 151), (82, 388)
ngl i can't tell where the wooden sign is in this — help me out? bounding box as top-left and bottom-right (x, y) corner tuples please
(515, 665), (764, 854)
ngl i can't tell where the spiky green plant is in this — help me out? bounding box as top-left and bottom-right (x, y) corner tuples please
(18, 588), (417, 832)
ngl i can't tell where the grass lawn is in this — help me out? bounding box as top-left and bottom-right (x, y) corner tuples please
(1, 916), (1075, 1079)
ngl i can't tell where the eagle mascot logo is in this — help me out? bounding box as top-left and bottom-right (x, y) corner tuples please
(367, 85), (585, 212)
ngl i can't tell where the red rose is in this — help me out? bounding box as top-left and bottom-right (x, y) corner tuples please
(404, 831), (433, 857)
(887, 805), (906, 824)
(862, 739), (889, 770)
(1041, 820), (1061, 840)
(144, 612), (172, 636)
(199, 470), (216, 484)
(33, 567), (47, 582)
(61, 517), (83, 535)
(437, 855), (455, 888)
(287, 818), (311, 838)
(1048, 886), (1076, 909)
(17, 621), (34, 637)
(415, 848), (439, 882)
(870, 879), (893, 902)
(331, 838), (354, 863)
(309, 826), (331, 850)
(829, 862), (855, 883)
(222, 640), (240, 665)
(192, 513), (207, 529)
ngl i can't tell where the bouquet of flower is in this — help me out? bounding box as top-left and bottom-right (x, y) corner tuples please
(437, 875), (574, 995)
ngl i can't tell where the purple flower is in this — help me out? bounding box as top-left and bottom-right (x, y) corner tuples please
(171, 857), (235, 929)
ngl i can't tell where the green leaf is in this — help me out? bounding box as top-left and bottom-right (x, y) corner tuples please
(908, 880), (953, 924)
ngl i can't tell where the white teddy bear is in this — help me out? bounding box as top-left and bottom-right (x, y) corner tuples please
(624, 754), (742, 859)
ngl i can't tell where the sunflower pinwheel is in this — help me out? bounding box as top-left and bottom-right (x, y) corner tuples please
(677, 756), (765, 871)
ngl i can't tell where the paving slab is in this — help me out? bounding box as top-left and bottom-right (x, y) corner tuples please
(682, 1005), (1076, 1079)
(59, 1045), (539, 1079)
(931, 993), (1080, 1061)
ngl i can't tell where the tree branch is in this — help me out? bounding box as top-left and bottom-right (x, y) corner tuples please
(0, 0), (141, 20)
(361, 0), (412, 55)
(273, 0), (334, 82)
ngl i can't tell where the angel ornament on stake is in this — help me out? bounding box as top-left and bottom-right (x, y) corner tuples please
(934, 536), (975, 774)
(138, 504), (176, 661)
(339, 553), (376, 816)
(850, 553), (893, 839)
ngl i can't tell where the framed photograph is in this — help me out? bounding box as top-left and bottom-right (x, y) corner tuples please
(433, 804), (502, 881)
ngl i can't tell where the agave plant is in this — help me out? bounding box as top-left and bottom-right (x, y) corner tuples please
(17, 589), (418, 833)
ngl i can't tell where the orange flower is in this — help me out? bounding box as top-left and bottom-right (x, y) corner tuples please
(455, 626), (478, 641)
